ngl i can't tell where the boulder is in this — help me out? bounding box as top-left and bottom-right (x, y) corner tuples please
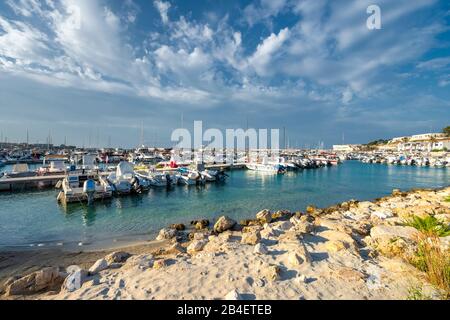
(325, 240), (349, 253)
(275, 221), (293, 231)
(105, 251), (130, 265)
(320, 230), (356, 246)
(253, 243), (268, 255)
(262, 264), (281, 281)
(6, 267), (65, 296)
(187, 240), (208, 254)
(62, 266), (88, 293)
(225, 289), (242, 300)
(290, 216), (314, 233)
(271, 210), (292, 221)
(191, 219), (210, 230)
(153, 259), (168, 270)
(170, 223), (186, 231)
(371, 210), (394, 220)
(125, 254), (154, 269)
(370, 225), (419, 242)
(240, 219), (260, 227)
(278, 230), (302, 244)
(156, 228), (177, 241)
(89, 258), (108, 274)
(241, 230), (261, 245)
(214, 216), (236, 233)
(166, 242), (186, 255)
(193, 232), (208, 240)
(256, 209), (272, 224)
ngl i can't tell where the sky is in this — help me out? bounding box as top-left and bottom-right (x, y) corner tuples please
(0, 0), (449, 148)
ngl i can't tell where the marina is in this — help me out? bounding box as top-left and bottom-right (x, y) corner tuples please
(0, 160), (448, 250)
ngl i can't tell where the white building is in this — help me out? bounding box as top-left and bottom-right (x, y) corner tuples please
(332, 144), (360, 152)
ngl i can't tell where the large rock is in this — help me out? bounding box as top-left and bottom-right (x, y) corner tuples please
(241, 230), (261, 245)
(271, 210), (292, 221)
(170, 223), (186, 231)
(225, 289), (242, 300)
(290, 216), (314, 234)
(256, 209), (272, 224)
(62, 266), (88, 293)
(105, 251), (130, 265)
(187, 240), (208, 254)
(262, 264), (281, 281)
(153, 259), (168, 270)
(166, 242), (186, 255)
(156, 228), (177, 241)
(274, 221), (293, 231)
(370, 225), (419, 242)
(254, 243), (268, 255)
(89, 258), (109, 274)
(191, 219), (210, 230)
(287, 244), (311, 266)
(125, 254), (154, 269)
(214, 216), (236, 233)
(6, 267), (65, 296)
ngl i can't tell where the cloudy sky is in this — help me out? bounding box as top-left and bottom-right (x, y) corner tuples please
(0, 0), (449, 148)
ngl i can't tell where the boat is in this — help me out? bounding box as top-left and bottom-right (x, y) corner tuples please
(177, 168), (205, 185)
(0, 163), (37, 179)
(107, 161), (150, 194)
(57, 173), (113, 205)
(246, 158), (286, 174)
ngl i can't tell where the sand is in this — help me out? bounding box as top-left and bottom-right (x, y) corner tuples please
(2, 186), (449, 300)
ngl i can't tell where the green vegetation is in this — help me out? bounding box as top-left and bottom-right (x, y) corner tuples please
(407, 285), (432, 300)
(443, 126), (450, 137)
(410, 234), (450, 298)
(406, 216), (450, 237)
(431, 148), (447, 152)
(366, 139), (389, 146)
(445, 196), (450, 203)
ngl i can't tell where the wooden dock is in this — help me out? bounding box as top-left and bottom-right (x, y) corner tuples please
(0, 163), (247, 192)
(0, 175), (66, 192)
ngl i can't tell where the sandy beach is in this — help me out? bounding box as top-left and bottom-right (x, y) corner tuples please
(1, 186), (449, 300)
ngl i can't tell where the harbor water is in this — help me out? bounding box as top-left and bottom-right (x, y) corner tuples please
(0, 161), (448, 250)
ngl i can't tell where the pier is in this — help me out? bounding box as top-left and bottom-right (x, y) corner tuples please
(0, 163), (247, 192)
(0, 175), (66, 192)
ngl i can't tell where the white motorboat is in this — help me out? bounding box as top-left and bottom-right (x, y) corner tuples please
(107, 161), (150, 194)
(57, 173), (113, 205)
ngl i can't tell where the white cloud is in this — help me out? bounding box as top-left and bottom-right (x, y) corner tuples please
(248, 27), (290, 76)
(154, 0), (171, 25)
(0, 0), (446, 114)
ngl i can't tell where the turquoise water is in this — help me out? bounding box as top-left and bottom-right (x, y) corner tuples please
(0, 161), (448, 250)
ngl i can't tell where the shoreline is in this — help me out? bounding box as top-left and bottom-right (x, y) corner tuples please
(1, 185), (449, 300)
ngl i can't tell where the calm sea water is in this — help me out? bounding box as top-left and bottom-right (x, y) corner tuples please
(0, 161), (448, 250)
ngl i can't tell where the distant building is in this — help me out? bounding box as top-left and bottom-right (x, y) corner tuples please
(396, 133), (450, 152)
(332, 144), (361, 152)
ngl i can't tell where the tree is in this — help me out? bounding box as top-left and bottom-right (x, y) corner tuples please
(443, 126), (450, 137)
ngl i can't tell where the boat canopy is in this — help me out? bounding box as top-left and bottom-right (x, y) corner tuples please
(117, 161), (134, 177)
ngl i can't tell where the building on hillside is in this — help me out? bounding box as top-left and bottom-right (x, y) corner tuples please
(397, 134), (450, 152)
(332, 144), (362, 152)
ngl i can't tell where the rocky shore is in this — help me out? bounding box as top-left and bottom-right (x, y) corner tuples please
(1, 186), (449, 300)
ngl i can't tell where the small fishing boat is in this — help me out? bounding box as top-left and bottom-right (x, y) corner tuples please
(107, 161), (150, 194)
(178, 168), (206, 185)
(246, 158), (286, 174)
(57, 173), (113, 205)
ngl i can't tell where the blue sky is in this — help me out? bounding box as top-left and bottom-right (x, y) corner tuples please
(0, 0), (449, 148)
